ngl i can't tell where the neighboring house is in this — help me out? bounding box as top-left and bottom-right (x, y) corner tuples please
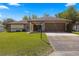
(0, 24), (4, 32)
(73, 22), (79, 32)
(6, 16), (70, 32)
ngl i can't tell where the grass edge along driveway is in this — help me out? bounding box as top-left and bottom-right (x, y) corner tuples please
(73, 32), (79, 35)
(0, 32), (53, 56)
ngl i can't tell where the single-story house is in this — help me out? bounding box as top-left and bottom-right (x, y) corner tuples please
(6, 16), (70, 32)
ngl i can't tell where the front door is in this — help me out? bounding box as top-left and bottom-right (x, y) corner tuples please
(33, 24), (42, 32)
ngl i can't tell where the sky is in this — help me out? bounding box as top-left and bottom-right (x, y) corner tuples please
(0, 3), (79, 21)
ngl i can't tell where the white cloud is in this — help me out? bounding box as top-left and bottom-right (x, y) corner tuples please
(8, 3), (20, 6)
(0, 5), (9, 9)
(65, 3), (76, 7)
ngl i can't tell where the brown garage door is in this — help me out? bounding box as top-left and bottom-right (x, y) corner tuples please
(45, 23), (65, 32)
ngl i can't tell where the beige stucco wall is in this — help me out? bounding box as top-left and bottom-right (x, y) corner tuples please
(0, 26), (4, 32)
(11, 24), (24, 28)
(41, 23), (45, 31)
(29, 22), (33, 32)
(11, 24), (24, 31)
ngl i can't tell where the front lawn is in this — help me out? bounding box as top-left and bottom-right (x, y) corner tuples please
(73, 32), (79, 35)
(0, 32), (53, 56)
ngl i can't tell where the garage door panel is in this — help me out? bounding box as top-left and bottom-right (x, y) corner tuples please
(45, 23), (65, 32)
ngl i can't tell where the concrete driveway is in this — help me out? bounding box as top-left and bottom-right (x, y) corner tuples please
(46, 33), (79, 56)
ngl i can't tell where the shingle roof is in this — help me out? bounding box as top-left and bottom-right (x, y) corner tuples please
(38, 16), (67, 20)
(28, 16), (70, 22)
(7, 16), (71, 24)
(7, 20), (28, 24)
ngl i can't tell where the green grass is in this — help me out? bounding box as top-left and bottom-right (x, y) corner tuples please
(73, 32), (79, 35)
(0, 32), (53, 56)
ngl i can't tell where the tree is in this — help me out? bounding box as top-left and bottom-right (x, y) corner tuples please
(3, 18), (15, 31)
(56, 6), (78, 32)
(23, 16), (29, 20)
(6, 18), (15, 22)
(32, 14), (38, 19)
(76, 12), (79, 21)
(3, 18), (14, 24)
